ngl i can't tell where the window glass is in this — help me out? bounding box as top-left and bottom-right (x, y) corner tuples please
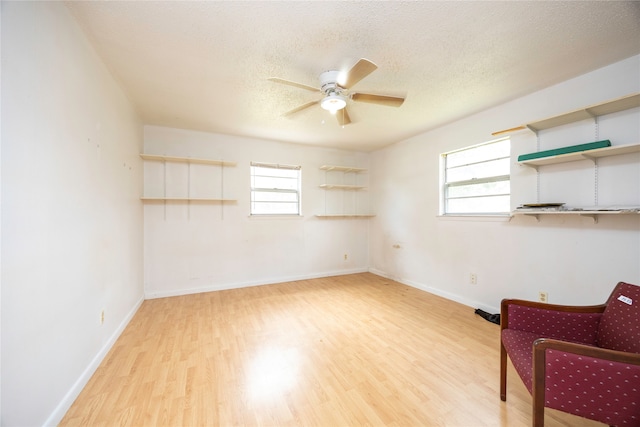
(441, 138), (510, 215)
(250, 163), (301, 215)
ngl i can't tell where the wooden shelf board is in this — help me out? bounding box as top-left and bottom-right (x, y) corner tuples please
(527, 110), (593, 133)
(588, 93), (640, 116)
(141, 197), (237, 202)
(528, 93), (640, 132)
(519, 142), (640, 167)
(140, 154), (236, 167)
(512, 210), (638, 216)
(320, 165), (367, 173)
(494, 93), (640, 135)
(511, 209), (639, 223)
(315, 214), (376, 218)
(319, 184), (366, 190)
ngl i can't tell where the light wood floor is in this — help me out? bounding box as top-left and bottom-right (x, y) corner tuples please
(60, 273), (604, 426)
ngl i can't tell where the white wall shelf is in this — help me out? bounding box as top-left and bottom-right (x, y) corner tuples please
(141, 198), (237, 203)
(493, 93), (640, 136)
(511, 210), (640, 223)
(319, 184), (366, 190)
(519, 142), (640, 168)
(140, 153), (236, 203)
(315, 214), (375, 218)
(526, 93), (640, 133)
(140, 154), (236, 167)
(318, 164), (372, 218)
(320, 165), (367, 173)
(510, 94), (640, 220)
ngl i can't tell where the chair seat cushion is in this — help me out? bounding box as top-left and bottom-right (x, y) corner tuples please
(502, 329), (540, 392)
(501, 329), (600, 393)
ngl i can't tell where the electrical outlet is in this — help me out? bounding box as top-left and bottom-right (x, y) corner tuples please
(100, 310), (105, 325)
(539, 291), (548, 303)
(470, 273), (477, 285)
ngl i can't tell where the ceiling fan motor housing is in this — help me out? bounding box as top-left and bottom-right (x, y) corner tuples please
(319, 70), (344, 95)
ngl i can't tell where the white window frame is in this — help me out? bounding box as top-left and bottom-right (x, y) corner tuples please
(440, 137), (511, 216)
(250, 162), (302, 216)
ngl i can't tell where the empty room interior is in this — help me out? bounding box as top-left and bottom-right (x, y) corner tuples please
(2, 2), (640, 426)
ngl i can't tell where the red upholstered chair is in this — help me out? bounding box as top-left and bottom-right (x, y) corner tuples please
(500, 282), (640, 427)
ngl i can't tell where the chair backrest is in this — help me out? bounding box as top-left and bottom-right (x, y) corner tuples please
(596, 281), (640, 353)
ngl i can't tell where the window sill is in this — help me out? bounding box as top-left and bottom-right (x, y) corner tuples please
(248, 214), (305, 220)
(437, 214), (511, 222)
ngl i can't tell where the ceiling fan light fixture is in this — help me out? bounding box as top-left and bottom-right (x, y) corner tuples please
(270, 58), (404, 126)
(321, 93), (347, 113)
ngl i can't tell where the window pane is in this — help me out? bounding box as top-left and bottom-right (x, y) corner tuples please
(441, 137), (510, 215)
(251, 202), (299, 215)
(250, 164), (301, 215)
(252, 166), (299, 179)
(447, 157), (509, 183)
(446, 139), (510, 168)
(447, 195), (510, 214)
(253, 175), (299, 191)
(251, 191), (298, 203)
(447, 180), (510, 198)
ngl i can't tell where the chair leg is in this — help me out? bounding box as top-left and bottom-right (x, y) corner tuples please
(500, 342), (507, 401)
(532, 341), (547, 427)
(532, 396), (545, 427)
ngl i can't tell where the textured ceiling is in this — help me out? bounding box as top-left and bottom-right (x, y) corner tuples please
(66, 1), (640, 151)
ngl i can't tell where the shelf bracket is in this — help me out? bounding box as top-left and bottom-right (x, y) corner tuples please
(525, 124), (539, 135)
(584, 108), (597, 119)
(518, 161), (538, 170)
(523, 213), (540, 222)
(579, 213), (598, 223)
(579, 153), (598, 164)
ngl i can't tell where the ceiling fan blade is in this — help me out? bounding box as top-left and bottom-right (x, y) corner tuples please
(336, 107), (351, 126)
(341, 58), (378, 89)
(283, 100), (319, 116)
(268, 77), (318, 92)
(351, 92), (405, 107)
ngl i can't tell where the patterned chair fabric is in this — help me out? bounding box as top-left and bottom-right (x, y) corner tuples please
(598, 282), (640, 353)
(500, 282), (640, 427)
(544, 349), (640, 426)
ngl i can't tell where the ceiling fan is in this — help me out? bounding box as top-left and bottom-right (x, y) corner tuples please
(268, 58), (406, 126)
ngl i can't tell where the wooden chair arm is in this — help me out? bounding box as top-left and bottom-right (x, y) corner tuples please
(500, 298), (607, 331)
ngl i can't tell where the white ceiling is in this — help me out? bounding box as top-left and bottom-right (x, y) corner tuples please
(66, 1), (640, 152)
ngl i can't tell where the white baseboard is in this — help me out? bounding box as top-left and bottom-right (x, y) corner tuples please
(43, 296), (145, 427)
(368, 268), (500, 314)
(145, 268), (370, 299)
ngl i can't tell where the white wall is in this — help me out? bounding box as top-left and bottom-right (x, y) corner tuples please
(0, 4), (637, 424)
(370, 55), (640, 313)
(143, 126), (372, 298)
(1, 3), (143, 426)
(0, 3), (3, 424)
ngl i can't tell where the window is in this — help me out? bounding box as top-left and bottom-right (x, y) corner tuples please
(441, 137), (510, 215)
(250, 162), (301, 215)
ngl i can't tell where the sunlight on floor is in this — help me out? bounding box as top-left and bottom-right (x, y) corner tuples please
(247, 347), (300, 401)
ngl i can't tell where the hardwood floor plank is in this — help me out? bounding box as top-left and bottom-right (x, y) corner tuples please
(60, 273), (605, 426)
